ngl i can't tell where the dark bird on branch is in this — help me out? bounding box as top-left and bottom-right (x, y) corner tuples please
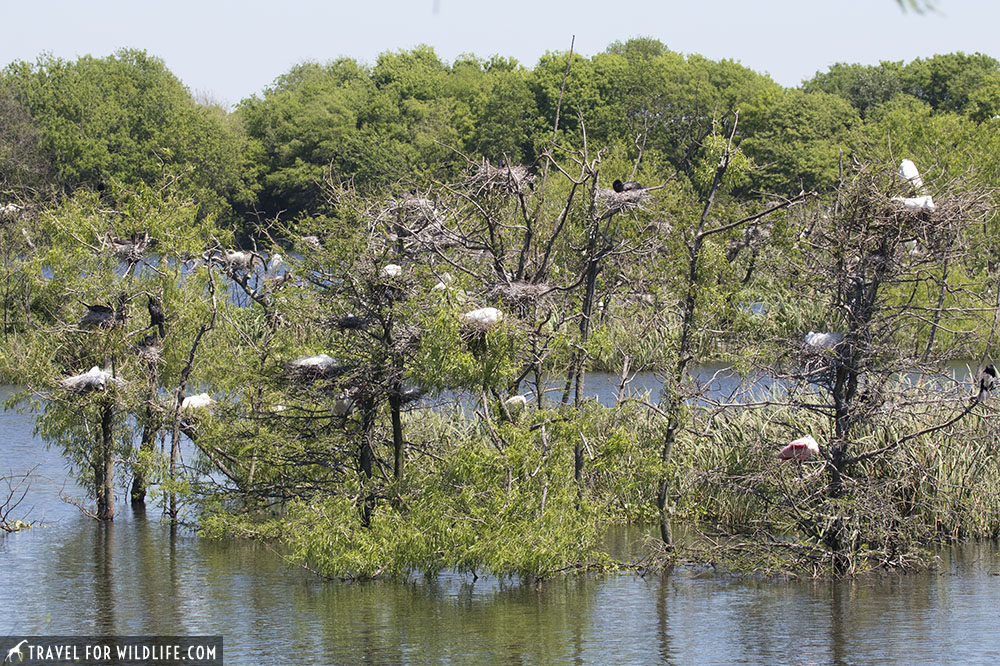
(613, 179), (644, 193)
(336, 314), (368, 331)
(80, 303), (115, 328)
(147, 295), (166, 338)
(978, 364), (996, 402)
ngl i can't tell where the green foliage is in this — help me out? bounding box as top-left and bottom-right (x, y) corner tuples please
(3, 50), (256, 224)
(742, 89), (859, 194)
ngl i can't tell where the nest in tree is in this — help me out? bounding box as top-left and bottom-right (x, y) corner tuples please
(137, 333), (163, 363)
(488, 281), (553, 306)
(384, 196), (461, 253)
(104, 231), (158, 263)
(286, 353), (347, 381)
(464, 162), (535, 195)
(794, 332), (846, 388)
(599, 187), (648, 216)
(388, 196), (444, 228)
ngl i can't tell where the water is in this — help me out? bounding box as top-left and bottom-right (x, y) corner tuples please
(5, 384), (1000, 665)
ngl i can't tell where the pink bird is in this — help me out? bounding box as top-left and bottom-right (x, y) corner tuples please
(778, 435), (820, 462)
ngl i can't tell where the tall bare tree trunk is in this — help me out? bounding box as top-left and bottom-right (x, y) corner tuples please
(95, 400), (115, 521)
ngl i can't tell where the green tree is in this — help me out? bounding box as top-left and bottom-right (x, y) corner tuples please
(2, 49), (256, 224)
(742, 89), (860, 195)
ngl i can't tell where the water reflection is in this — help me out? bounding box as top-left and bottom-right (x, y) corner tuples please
(6, 384), (1000, 664)
(6, 505), (1000, 664)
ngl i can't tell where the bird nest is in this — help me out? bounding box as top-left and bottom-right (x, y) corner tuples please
(488, 281), (553, 306)
(464, 163), (535, 195)
(387, 196), (444, 228)
(598, 188), (648, 216)
(103, 231), (158, 264)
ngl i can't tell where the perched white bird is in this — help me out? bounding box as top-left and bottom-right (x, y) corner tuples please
(778, 435), (820, 462)
(333, 393), (355, 417)
(898, 159), (924, 191)
(892, 195), (935, 212)
(461, 307), (504, 331)
(504, 394), (528, 411)
(268, 253), (285, 274)
(216, 249), (253, 272)
(431, 272), (453, 291)
(289, 353), (339, 377)
(382, 263), (403, 278)
(60, 366), (117, 393)
(804, 331), (843, 348)
(181, 392), (215, 411)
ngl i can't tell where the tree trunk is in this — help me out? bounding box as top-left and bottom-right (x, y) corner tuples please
(359, 396), (377, 526)
(390, 389), (404, 482)
(95, 401), (115, 521)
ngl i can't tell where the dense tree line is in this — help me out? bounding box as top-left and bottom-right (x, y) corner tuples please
(4, 42), (1000, 226)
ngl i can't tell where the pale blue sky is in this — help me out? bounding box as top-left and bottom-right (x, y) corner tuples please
(1, 1), (996, 107)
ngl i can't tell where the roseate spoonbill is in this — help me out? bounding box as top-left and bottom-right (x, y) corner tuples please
(778, 435), (820, 461)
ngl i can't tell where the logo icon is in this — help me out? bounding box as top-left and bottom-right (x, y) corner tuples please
(4, 640), (27, 663)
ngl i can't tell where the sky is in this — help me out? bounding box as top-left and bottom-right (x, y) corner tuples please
(2, 0), (998, 107)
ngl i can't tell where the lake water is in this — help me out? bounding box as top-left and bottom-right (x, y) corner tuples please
(4, 381), (1000, 665)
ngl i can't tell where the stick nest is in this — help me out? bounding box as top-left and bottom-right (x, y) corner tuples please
(599, 188), (648, 216)
(103, 231), (158, 263)
(464, 163), (535, 195)
(488, 281), (553, 306)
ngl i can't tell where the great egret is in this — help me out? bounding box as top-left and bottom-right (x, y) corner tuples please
(461, 307), (504, 331)
(61, 366), (118, 393)
(898, 159), (924, 190)
(181, 393), (215, 411)
(804, 331), (843, 348)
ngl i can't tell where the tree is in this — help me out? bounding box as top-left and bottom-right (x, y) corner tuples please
(2, 50), (256, 225)
(741, 89), (859, 195)
(7, 183), (223, 520)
